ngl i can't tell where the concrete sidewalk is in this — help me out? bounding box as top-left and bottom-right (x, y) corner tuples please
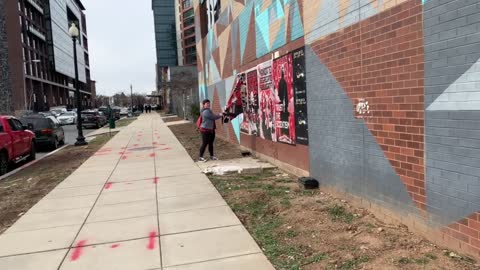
(0, 114), (274, 270)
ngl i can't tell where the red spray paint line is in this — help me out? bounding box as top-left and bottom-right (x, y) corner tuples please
(153, 142), (158, 145)
(71, 240), (87, 261)
(147, 231), (157, 250)
(122, 156), (128, 160)
(133, 144), (139, 147)
(149, 153), (156, 158)
(110, 244), (120, 249)
(153, 177), (159, 184)
(104, 182), (113, 190)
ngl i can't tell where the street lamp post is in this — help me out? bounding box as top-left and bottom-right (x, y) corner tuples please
(69, 23), (87, 146)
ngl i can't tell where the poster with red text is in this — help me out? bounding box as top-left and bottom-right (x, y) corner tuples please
(240, 69), (259, 135)
(257, 60), (276, 142)
(238, 73), (250, 134)
(272, 53), (295, 145)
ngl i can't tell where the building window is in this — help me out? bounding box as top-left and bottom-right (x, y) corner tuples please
(183, 16), (194, 28)
(182, 0), (192, 9)
(67, 7), (81, 45)
(206, 0), (220, 29)
(185, 46), (196, 55)
(184, 36), (195, 46)
(185, 54), (196, 64)
(184, 27), (194, 37)
(183, 9), (194, 18)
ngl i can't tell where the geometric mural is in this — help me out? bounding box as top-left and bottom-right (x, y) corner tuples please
(195, 0), (480, 258)
(427, 58), (480, 111)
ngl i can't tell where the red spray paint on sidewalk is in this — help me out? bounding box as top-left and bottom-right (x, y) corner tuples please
(71, 240), (87, 261)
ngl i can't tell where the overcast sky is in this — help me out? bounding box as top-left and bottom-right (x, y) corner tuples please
(82, 0), (156, 96)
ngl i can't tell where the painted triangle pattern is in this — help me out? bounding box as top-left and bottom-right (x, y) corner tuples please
(255, 9), (270, 58)
(290, 0), (304, 41)
(218, 26), (231, 77)
(239, 1), (253, 64)
(231, 114), (242, 143)
(427, 57), (480, 111)
(272, 20), (286, 50)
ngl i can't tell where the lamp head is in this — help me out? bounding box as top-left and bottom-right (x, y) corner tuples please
(69, 23), (79, 38)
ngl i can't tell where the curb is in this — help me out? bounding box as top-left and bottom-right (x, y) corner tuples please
(0, 144), (69, 181)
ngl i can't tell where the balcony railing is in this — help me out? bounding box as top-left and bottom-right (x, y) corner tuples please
(28, 25), (46, 41)
(26, 0), (44, 14)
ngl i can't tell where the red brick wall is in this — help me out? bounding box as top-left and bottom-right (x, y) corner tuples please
(442, 212), (480, 257)
(310, 0), (426, 211)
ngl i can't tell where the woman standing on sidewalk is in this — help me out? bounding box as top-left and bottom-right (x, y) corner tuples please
(198, 99), (223, 162)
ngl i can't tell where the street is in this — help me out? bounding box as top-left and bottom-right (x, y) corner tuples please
(37, 125), (94, 159)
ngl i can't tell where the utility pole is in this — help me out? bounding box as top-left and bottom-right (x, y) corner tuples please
(130, 84), (133, 113)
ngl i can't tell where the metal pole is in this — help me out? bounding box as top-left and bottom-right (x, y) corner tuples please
(130, 84), (133, 113)
(73, 36), (87, 146)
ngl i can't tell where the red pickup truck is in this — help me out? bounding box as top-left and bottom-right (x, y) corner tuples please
(0, 116), (36, 176)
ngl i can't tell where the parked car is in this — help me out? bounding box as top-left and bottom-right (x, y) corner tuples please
(38, 111), (56, 118)
(57, 111), (77, 125)
(120, 107), (129, 117)
(81, 110), (107, 129)
(0, 116), (36, 176)
(111, 107), (121, 120)
(50, 108), (67, 118)
(98, 106), (121, 120)
(20, 115), (65, 150)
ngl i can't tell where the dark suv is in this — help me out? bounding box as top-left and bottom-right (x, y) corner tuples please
(21, 115), (65, 150)
(81, 111), (107, 129)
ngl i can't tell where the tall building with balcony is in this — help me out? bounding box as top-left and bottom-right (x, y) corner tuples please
(152, 0), (177, 67)
(0, 0), (93, 115)
(152, 0), (198, 116)
(152, 0), (197, 91)
(179, 0), (196, 66)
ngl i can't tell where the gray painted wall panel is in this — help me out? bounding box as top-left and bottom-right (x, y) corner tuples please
(425, 0), (480, 225)
(305, 45), (416, 215)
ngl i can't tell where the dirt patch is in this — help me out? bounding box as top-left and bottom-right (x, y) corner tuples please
(209, 171), (478, 270)
(162, 116), (184, 123)
(168, 122), (244, 161)
(0, 133), (116, 234)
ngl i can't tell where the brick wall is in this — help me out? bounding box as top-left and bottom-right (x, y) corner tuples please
(424, 0), (480, 256)
(196, 0), (480, 258)
(310, 0), (426, 211)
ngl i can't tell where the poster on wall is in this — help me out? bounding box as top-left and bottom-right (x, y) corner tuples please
(240, 69), (259, 135)
(273, 53), (295, 145)
(225, 73), (246, 119)
(257, 60), (276, 142)
(238, 73), (250, 134)
(292, 47), (309, 145)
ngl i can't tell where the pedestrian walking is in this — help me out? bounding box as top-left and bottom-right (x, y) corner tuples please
(198, 99), (223, 162)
